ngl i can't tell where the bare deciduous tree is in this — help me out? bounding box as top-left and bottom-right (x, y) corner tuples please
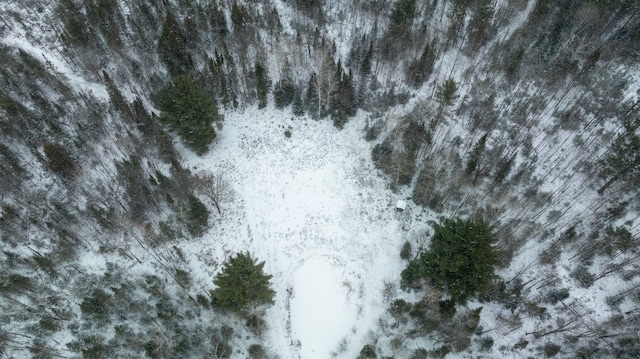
(194, 171), (233, 214)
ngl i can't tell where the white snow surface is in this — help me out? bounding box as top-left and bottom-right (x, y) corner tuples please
(182, 107), (407, 358)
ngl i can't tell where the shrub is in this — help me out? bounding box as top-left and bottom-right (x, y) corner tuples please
(410, 348), (428, 359)
(357, 344), (376, 359)
(185, 194), (209, 237)
(543, 342), (561, 357)
(400, 241), (412, 260)
(430, 345), (451, 359)
(43, 142), (77, 179)
(544, 288), (570, 304)
(570, 265), (595, 288)
(479, 336), (494, 351)
(248, 344), (268, 359)
(80, 289), (112, 320)
(389, 299), (411, 317)
(246, 313), (267, 336)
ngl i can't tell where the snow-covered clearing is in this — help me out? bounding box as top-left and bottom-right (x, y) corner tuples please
(182, 107), (409, 358)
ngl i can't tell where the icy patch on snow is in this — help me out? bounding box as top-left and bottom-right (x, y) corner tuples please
(291, 256), (358, 358)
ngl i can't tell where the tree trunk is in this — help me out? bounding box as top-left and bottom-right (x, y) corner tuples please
(597, 176), (617, 195)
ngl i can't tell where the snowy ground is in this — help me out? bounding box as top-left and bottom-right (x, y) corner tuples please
(181, 107), (411, 358)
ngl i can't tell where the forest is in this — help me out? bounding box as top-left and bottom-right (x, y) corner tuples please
(0, 0), (639, 358)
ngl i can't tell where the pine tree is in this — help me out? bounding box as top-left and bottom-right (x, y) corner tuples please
(465, 133), (488, 184)
(292, 89), (305, 116)
(598, 123), (640, 194)
(185, 194), (209, 237)
(211, 253), (275, 313)
(255, 62), (269, 109)
(158, 11), (192, 76)
(156, 76), (222, 155)
(402, 218), (499, 304)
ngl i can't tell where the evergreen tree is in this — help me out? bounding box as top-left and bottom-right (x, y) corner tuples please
(406, 42), (436, 87)
(361, 42), (373, 77)
(436, 78), (459, 106)
(273, 79), (295, 108)
(465, 133), (488, 184)
(389, 0), (416, 35)
(255, 62), (269, 109)
(156, 76), (222, 155)
(185, 194), (209, 237)
(158, 11), (192, 76)
(598, 123), (640, 194)
(292, 89), (305, 116)
(43, 142), (78, 179)
(211, 252), (275, 313)
(402, 218), (499, 304)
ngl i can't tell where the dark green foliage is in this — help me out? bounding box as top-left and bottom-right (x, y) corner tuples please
(406, 42), (437, 87)
(430, 345), (451, 359)
(372, 140), (393, 167)
(436, 78), (459, 106)
(544, 287), (570, 304)
(466, 133), (488, 175)
(60, 9), (93, 46)
(402, 218), (499, 304)
(248, 344), (268, 359)
(196, 293), (210, 307)
(246, 313), (267, 335)
(255, 62), (269, 109)
(292, 90), (305, 116)
(185, 194), (209, 237)
(209, 3), (227, 35)
(43, 142), (78, 179)
(543, 342), (561, 357)
(306, 73), (319, 117)
(157, 76), (222, 155)
(33, 254), (57, 278)
(0, 273), (33, 293)
(331, 67), (357, 122)
(0, 143), (25, 176)
(604, 225), (635, 253)
(479, 336), (494, 351)
(211, 252), (275, 312)
(80, 289), (112, 320)
(361, 42), (373, 76)
(599, 126), (640, 194)
(273, 80), (295, 108)
(117, 157), (154, 222)
(389, 299), (411, 318)
(410, 348), (428, 359)
(231, 2), (250, 30)
(357, 344), (377, 359)
(513, 339), (529, 350)
(174, 268), (191, 287)
(103, 71), (132, 119)
(158, 11), (192, 76)
(400, 241), (412, 260)
(571, 265), (595, 288)
(389, 0), (416, 33)
(284, 129), (292, 138)
(493, 154), (515, 185)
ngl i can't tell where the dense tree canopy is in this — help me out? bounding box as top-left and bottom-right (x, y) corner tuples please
(402, 218), (499, 304)
(211, 252), (275, 313)
(157, 75), (222, 155)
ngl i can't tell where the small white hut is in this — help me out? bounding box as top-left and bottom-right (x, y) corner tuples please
(396, 200), (407, 212)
